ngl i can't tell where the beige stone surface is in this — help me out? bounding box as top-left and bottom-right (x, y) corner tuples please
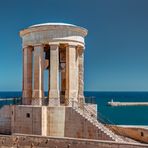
(32, 45), (44, 105)
(64, 107), (111, 141)
(78, 47), (85, 105)
(11, 106), (46, 136)
(48, 44), (60, 106)
(22, 46), (33, 105)
(108, 125), (148, 144)
(65, 45), (78, 105)
(0, 134), (147, 148)
(0, 106), (12, 134)
(47, 107), (65, 137)
(0, 105), (113, 141)
(20, 23), (87, 48)
(20, 23), (87, 106)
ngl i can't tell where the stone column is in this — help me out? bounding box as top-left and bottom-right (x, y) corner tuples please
(78, 47), (85, 105)
(22, 46), (33, 105)
(65, 45), (78, 106)
(48, 44), (60, 106)
(32, 45), (44, 105)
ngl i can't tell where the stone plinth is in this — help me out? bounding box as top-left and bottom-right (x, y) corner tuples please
(0, 104), (125, 143)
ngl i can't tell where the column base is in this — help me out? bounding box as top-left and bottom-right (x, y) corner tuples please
(48, 89), (59, 99)
(48, 98), (60, 106)
(65, 90), (78, 107)
(78, 95), (85, 109)
(48, 90), (60, 106)
(31, 98), (42, 105)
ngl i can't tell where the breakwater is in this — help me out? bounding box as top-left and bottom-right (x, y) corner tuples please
(108, 101), (148, 106)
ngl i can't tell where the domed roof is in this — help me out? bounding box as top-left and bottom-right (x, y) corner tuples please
(28, 22), (87, 33)
(29, 22), (76, 28)
(20, 22), (88, 44)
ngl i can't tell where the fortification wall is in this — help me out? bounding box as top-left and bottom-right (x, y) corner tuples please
(108, 125), (148, 143)
(0, 105), (12, 134)
(12, 105), (43, 135)
(65, 107), (112, 140)
(0, 105), (123, 141)
(0, 105), (143, 143)
(0, 134), (147, 148)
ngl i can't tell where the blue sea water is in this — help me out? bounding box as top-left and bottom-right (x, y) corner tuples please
(0, 91), (148, 126)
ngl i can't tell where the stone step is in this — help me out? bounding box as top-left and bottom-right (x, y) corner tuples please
(73, 107), (125, 142)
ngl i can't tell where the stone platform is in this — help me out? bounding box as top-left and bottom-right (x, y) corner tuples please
(0, 105), (124, 142)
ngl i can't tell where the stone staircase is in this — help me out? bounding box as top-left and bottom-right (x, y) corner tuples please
(72, 103), (125, 142)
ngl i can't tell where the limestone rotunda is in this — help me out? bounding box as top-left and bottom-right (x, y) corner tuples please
(20, 23), (88, 106)
(0, 23), (127, 143)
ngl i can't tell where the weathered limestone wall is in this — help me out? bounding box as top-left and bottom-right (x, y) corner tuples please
(108, 125), (148, 143)
(0, 105), (137, 144)
(0, 106), (12, 134)
(0, 134), (147, 148)
(0, 105), (114, 141)
(65, 107), (112, 140)
(12, 106), (46, 135)
(47, 107), (65, 136)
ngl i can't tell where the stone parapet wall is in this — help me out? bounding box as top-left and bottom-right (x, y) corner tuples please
(0, 134), (147, 148)
(108, 125), (148, 143)
(0, 105), (12, 134)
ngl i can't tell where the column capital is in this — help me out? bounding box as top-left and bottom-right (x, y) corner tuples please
(49, 43), (59, 47)
(77, 46), (84, 55)
(67, 44), (85, 50)
(76, 45), (84, 50)
(23, 46), (33, 51)
(67, 44), (76, 48)
(33, 44), (45, 48)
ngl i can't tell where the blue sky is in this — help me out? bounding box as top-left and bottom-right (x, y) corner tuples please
(0, 0), (148, 91)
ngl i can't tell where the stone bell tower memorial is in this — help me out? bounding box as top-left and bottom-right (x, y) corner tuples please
(0, 23), (126, 143)
(20, 23), (86, 107)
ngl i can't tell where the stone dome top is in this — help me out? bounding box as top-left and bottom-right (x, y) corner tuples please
(29, 22), (77, 28)
(28, 22), (87, 34)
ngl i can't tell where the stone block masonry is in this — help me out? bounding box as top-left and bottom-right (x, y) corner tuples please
(0, 134), (147, 148)
(0, 105), (132, 142)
